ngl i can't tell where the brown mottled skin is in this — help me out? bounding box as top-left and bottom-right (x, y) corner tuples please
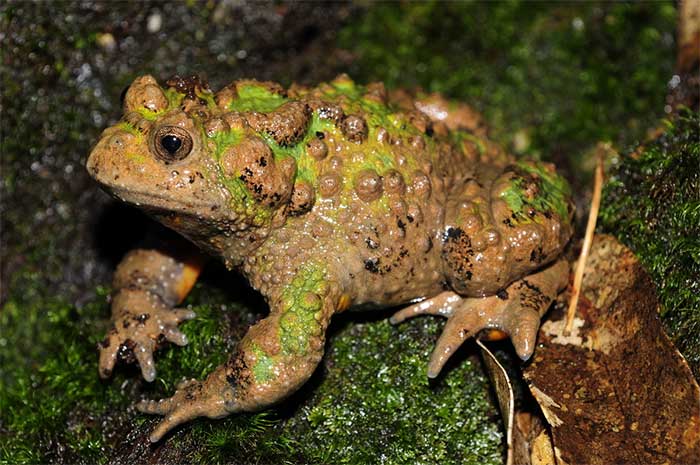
(87, 74), (573, 442)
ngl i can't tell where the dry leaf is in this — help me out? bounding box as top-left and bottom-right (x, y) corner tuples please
(478, 340), (516, 465)
(524, 234), (700, 465)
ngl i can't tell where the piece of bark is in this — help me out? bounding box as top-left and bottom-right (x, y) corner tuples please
(524, 234), (700, 465)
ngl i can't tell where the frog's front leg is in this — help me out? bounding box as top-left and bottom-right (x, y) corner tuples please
(98, 245), (206, 381)
(138, 264), (341, 442)
(391, 259), (568, 377)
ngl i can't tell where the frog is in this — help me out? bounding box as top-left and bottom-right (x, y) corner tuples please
(86, 74), (573, 443)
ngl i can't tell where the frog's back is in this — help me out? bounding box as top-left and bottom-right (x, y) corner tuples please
(242, 75), (493, 305)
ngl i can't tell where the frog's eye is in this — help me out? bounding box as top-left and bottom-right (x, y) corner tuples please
(153, 126), (193, 163)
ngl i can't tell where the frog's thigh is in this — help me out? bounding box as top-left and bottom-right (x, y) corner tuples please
(443, 165), (572, 297)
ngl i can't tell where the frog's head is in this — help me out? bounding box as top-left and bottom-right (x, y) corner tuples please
(87, 75), (298, 266)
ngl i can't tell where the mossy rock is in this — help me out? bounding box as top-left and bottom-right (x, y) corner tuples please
(600, 109), (700, 378)
(0, 280), (501, 464)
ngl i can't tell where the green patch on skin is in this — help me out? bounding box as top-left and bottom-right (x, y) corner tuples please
(600, 110), (700, 377)
(124, 151), (146, 163)
(229, 84), (288, 113)
(209, 127), (245, 161)
(499, 160), (572, 224)
(277, 266), (327, 356)
(195, 87), (217, 110)
(135, 88), (187, 120)
(250, 345), (276, 383)
(207, 127), (273, 225)
(321, 78), (425, 144)
(452, 130), (486, 156)
(164, 87), (185, 109)
(261, 113), (336, 184)
(117, 121), (143, 140)
(135, 107), (160, 121)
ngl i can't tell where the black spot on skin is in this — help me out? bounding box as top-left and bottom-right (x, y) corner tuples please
(364, 258), (380, 274)
(316, 131), (325, 139)
(530, 247), (546, 263)
(520, 279), (542, 295)
(444, 227), (464, 241)
(496, 289), (509, 300)
(122, 319), (130, 329)
(118, 339), (137, 363)
(544, 211), (552, 219)
(135, 313), (150, 324)
(397, 219), (406, 233)
(425, 125), (434, 137)
(258, 157), (267, 167)
(465, 270), (472, 280)
(399, 247), (409, 258)
(225, 349), (251, 389)
(406, 215), (414, 223)
(503, 218), (514, 228)
(365, 237), (379, 249)
(98, 337), (111, 349)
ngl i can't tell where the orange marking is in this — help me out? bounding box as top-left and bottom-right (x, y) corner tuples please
(174, 255), (206, 303)
(481, 329), (508, 341)
(337, 294), (352, 312)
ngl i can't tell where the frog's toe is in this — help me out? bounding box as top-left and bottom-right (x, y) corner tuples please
(425, 294), (544, 378)
(163, 327), (189, 346)
(505, 307), (541, 361)
(427, 310), (480, 378)
(134, 343), (157, 382)
(98, 329), (120, 379)
(163, 308), (197, 325)
(390, 291), (462, 324)
(137, 374), (231, 442)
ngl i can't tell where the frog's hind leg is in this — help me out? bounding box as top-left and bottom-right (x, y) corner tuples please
(391, 259), (568, 378)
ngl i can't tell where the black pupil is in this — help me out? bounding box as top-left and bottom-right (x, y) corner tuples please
(161, 135), (182, 154)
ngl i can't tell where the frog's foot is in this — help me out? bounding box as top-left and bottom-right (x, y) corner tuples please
(98, 289), (196, 382)
(391, 260), (568, 377)
(137, 371), (232, 442)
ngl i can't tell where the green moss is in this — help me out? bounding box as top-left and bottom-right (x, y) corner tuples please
(600, 110), (700, 377)
(230, 84), (288, 113)
(0, 287), (129, 464)
(283, 318), (503, 464)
